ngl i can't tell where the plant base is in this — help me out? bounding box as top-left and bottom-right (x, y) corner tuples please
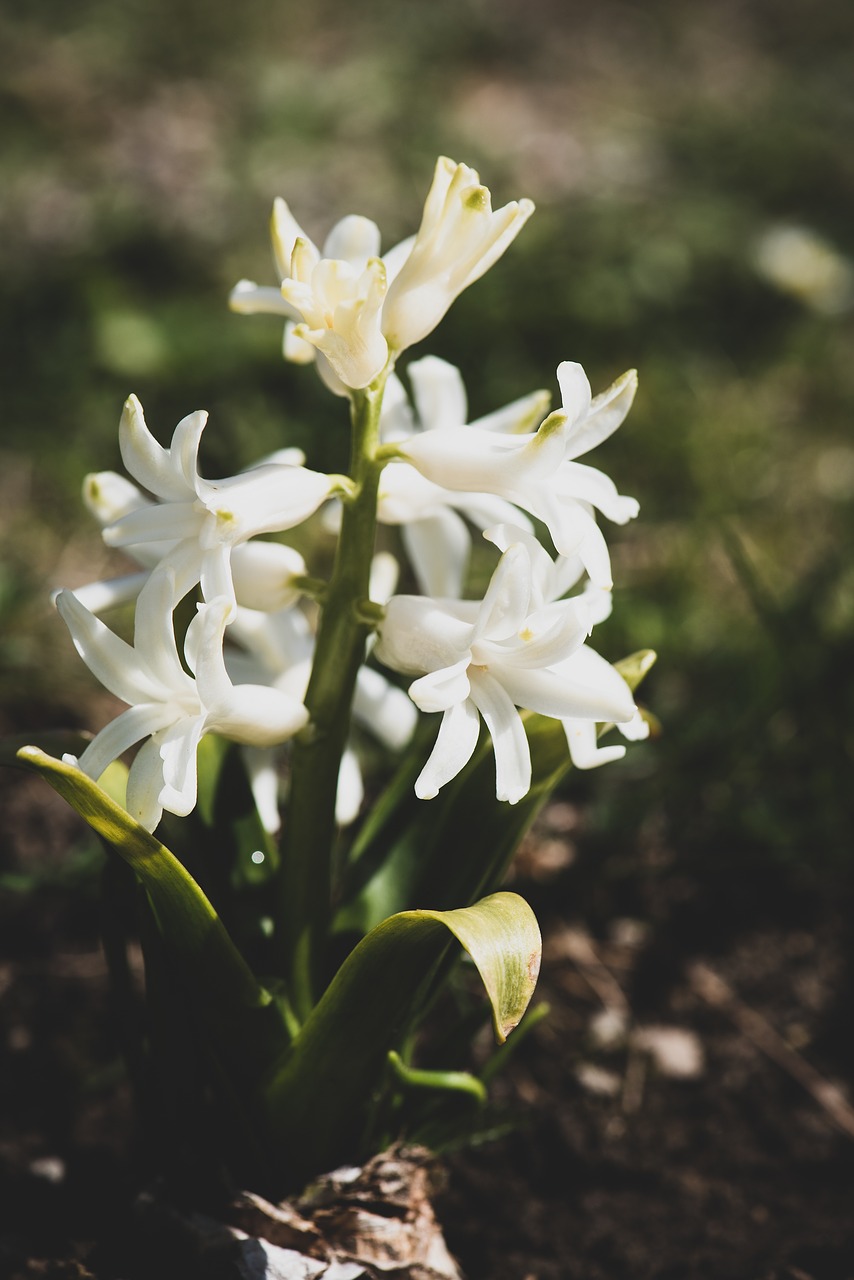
(134, 1145), (463, 1279)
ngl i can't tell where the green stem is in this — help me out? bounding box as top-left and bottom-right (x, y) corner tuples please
(278, 374), (388, 1018)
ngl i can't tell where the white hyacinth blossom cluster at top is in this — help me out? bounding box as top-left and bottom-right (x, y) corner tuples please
(56, 156), (648, 834)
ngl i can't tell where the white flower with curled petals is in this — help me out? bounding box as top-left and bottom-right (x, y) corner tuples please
(230, 157), (533, 390)
(78, 461), (310, 617)
(55, 576), (309, 832)
(391, 361), (639, 588)
(281, 233), (389, 391)
(381, 157), (534, 351)
(232, 207), (389, 392)
(99, 395), (334, 615)
(374, 534), (637, 804)
(377, 357), (547, 597)
(485, 524), (649, 769)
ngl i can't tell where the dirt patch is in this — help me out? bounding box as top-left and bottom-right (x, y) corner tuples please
(2, 773), (853, 1279)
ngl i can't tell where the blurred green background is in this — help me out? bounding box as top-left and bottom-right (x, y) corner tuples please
(2, 0), (852, 896)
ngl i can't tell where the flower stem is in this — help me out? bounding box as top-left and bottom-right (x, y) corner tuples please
(277, 375), (387, 1019)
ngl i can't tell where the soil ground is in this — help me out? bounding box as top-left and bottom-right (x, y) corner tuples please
(2, 771), (854, 1280)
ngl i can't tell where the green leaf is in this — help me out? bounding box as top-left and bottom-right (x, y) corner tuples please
(615, 648), (658, 690)
(15, 747), (290, 1081)
(387, 1050), (487, 1104)
(263, 891), (540, 1185)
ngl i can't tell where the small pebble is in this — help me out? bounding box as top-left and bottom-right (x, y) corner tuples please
(632, 1025), (704, 1078)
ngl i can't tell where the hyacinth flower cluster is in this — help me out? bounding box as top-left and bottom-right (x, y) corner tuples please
(60, 157), (645, 832)
(14, 156), (654, 1191)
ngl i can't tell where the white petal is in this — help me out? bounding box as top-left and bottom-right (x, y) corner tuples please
(378, 372), (416, 443)
(483, 523), (558, 609)
(335, 747), (364, 825)
(125, 735), (169, 830)
(382, 233), (416, 284)
(353, 666), (418, 749)
(402, 511), (470, 598)
(377, 462), (450, 523)
(563, 719), (627, 770)
(535, 494), (613, 588)
(415, 697), (481, 799)
(618, 707), (650, 742)
(231, 541), (307, 612)
(83, 471), (150, 526)
(397, 425), (538, 495)
(487, 599), (590, 670)
(172, 410), (209, 496)
(375, 595), (474, 676)
(558, 460), (640, 524)
(556, 361), (593, 430)
(228, 603), (313, 677)
(472, 545), (532, 643)
(408, 356), (468, 431)
(368, 550), (400, 606)
(243, 447), (307, 470)
(447, 492), (533, 537)
(103, 501), (200, 549)
(314, 348), (350, 396)
(186, 599), (232, 703)
(271, 197), (312, 278)
(76, 703), (178, 783)
(408, 657), (472, 714)
(199, 545), (236, 612)
(55, 589), (164, 705)
(580, 583), (614, 627)
(133, 569), (195, 695)
(473, 388), (552, 436)
(564, 368), (637, 461)
(241, 746), (282, 834)
(119, 395), (190, 502)
(468, 670), (531, 804)
(66, 571), (149, 616)
(229, 280), (298, 318)
(498, 651), (634, 724)
(550, 645), (637, 722)
(322, 214), (382, 266)
(206, 465), (333, 541)
(283, 319), (317, 363)
(207, 683), (309, 746)
(157, 717), (207, 817)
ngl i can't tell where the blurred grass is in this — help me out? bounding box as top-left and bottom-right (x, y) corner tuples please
(1, 0), (852, 879)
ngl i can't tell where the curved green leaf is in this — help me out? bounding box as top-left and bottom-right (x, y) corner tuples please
(387, 1050), (487, 1104)
(15, 747), (290, 1077)
(263, 890), (540, 1184)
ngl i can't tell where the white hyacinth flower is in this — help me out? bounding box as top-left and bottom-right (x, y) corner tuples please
(374, 533), (638, 804)
(381, 156), (534, 352)
(56, 576), (309, 832)
(281, 225), (390, 391)
(484, 524), (650, 769)
(377, 357), (548, 596)
(99, 395), (334, 615)
(392, 361), (639, 589)
(232, 207), (388, 392)
(230, 157), (533, 390)
(80, 466), (310, 617)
